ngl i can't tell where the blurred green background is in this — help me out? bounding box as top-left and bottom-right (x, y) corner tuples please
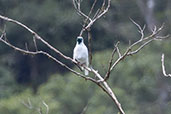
(0, 0), (171, 114)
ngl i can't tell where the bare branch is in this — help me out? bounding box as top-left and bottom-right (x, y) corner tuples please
(85, 0), (111, 29)
(109, 21), (168, 72)
(116, 44), (121, 58)
(33, 35), (38, 51)
(0, 13), (127, 114)
(74, 0), (111, 36)
(130, 18), (146, 40)
(0, 15), (74, 62)
(128, 39), (154, 55)
(88, 0), (97, 17)
(0, 35), (97, 83)
(90, 67), (125, 114)
(110, 47), (131, 72)
(161, 54), (171, 77)
(0, 15), (111, 85)
(155, 34), (170, 40)
(72, 0), (92, 23)
(79, 0), (97, 36)
(104, 42), (119, 81)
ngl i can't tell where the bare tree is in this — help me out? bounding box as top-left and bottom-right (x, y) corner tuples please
(0, 0), (169, 114)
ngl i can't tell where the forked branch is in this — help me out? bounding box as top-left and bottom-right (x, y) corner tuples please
(0, 15), (73, 62)
(104, 42), (119, 81)
(104, 20), (169, 81)
(73, 0), (111, 36)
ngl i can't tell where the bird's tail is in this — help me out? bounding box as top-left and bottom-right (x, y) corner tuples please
(84, 69), (89, 75)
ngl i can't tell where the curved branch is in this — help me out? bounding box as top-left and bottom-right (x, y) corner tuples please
(161, 54), (171, 77)
(0, 15), (74, 62)
(109, 21), (169, 72)
(0, 35), (96, 83)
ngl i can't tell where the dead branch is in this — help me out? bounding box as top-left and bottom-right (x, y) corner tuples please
(72, 0), (92, 23)
(0, 15), (73, 62)
(90, 67), (125, 114)
(109, 20), (169, 73)
(104, 42), (119, 81)
(73, 0), (111, 36)
(161, 54), (171, 77)
(79, 0), (97, 36)
(0, 33), (97, 83)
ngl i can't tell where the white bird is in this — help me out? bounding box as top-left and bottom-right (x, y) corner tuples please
(73, 36), (89, 75)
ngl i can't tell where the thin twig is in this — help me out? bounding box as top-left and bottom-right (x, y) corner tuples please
(104, 42), (119, 81)
(85, 0), (111, 30)
(74, 0), (111, 36)
(72, 0), (92, 23)
(33, 35), (38, 51)
(116, 44), (121, 58)
(79, 0), (97, 36)
(128, 39), (154, 55)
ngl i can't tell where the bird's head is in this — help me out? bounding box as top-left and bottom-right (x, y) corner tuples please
(77, 36), (84, 44)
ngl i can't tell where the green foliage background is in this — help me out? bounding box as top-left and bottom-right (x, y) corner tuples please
(0, 0), (171, 114)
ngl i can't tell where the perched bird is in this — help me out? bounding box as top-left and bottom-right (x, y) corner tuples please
(73, 36), (89, 75)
